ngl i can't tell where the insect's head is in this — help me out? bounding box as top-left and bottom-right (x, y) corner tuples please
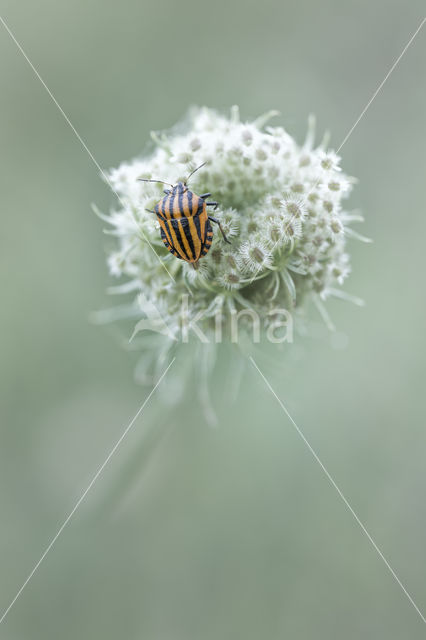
(137, 161), (207, 191)
(173, 181), (187, 194)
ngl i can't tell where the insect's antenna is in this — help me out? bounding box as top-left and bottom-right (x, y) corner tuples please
(138, 178), (174, 188)
(185, 161), (208, 184)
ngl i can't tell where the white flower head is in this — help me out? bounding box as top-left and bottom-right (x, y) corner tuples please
(216, 269), (242, 290)
(238, 237), (273, 274)
(97, 106), (366, 412)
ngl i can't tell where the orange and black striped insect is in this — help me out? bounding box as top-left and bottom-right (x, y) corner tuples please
(139, 163), (230, 268)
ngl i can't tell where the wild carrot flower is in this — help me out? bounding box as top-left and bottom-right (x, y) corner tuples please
(95, 106), (366, 414)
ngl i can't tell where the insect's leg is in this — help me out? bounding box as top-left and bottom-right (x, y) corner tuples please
(145, 208), (155, 213)
(208, 216), (231, 244)
(163, 189), (171, 195)
(206, 201), (218, 210)
(199, 192), (211, 199)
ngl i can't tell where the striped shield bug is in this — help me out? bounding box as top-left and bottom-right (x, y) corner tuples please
(139, 162), (231, 268)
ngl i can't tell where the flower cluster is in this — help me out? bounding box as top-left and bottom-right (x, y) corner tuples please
(99, 106), (364, 348)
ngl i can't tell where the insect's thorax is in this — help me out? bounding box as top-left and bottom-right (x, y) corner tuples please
(156, 182), (205, 219)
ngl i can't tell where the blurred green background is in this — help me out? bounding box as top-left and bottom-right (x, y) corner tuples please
(1, 0), (426, 638)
